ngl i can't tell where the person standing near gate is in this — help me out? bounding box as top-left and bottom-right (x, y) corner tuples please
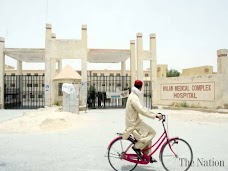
(98, 92), (102, 108)
(122, 80), (162, 162)
(89, 84), (96, 109)
(102, 92), (106, 107)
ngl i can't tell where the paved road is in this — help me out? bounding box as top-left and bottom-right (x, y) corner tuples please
(0, 109), (227, 171)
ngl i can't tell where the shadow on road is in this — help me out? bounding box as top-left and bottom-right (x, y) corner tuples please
(116, 165), (161, 171)
(134, 166), (161, 171)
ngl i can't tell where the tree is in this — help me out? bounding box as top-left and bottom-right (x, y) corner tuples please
(167, 69), (180, 77)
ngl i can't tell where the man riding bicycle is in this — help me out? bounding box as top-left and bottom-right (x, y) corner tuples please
(122, 80), (162, 162)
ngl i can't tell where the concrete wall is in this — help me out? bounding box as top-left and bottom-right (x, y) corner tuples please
(153, 74), (222, 109)
(153, 49), (228, 109)
(157, 64), (167, 78)
(217, 49), (228, 108)
(181, 66), (213, 77)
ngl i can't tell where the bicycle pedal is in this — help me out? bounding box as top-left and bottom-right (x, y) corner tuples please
(150, 158), (157, 163)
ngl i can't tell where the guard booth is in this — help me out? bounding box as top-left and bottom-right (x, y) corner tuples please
(53, 65), (81, 106)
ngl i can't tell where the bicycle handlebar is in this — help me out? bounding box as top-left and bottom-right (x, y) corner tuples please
(157, 113), (166, 122)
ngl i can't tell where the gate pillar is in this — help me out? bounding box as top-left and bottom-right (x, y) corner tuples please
(150, 33), (157, 107)
(0, 37), (5, 109)
(130, 40), (136, 87)
(17, 60), (22, 75)
(136, 33), (143, 103)
(81, 25), (88, 106)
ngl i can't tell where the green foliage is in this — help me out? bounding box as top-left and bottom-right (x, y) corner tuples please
(167, 69), (180, 77)
(181, 102), (188, 108)
(54, 101), (62, 106)
(172, 102), (188, 108)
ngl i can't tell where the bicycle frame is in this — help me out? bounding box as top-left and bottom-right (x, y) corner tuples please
(143, 119), (178, 157)
(121, 116), (178, 165)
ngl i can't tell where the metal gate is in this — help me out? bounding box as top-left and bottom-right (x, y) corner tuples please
(143, 81), (152, 108)
(4, 75), (45, 109)
(87, 76), (131, 109)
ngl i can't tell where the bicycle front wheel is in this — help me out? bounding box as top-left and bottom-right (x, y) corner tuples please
(107, 137), (138, 171)
(160, 138), (193, 171)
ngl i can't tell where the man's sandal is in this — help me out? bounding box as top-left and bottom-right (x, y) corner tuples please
(150, 157), (157, 163)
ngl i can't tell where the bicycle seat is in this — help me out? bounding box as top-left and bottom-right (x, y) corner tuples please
(116, 133), (137, 143)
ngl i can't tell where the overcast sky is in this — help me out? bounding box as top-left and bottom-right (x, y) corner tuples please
(1, 0), (228, 72)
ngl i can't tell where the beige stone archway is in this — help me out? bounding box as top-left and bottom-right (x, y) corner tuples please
(0, 24), (158, 108)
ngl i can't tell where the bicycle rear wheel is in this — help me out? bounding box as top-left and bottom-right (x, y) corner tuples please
(107, 137), (138, 171)
(160, 138), (193, 171)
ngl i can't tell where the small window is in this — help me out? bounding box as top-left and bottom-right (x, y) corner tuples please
(145, 73), (149, 77)
(42, 84), (45, 87)
(34, 73), (38, 76)
(27, 73), (31, 76)
(93, 73), (97, 76)
(110, 73), (114, 76)
(27, 84), (32, 87)
(126, 73), (128, 76)
(100, 73), (104, 76)
(38, 95), (43, 98)
(4, 84), (6, 88)
(116, 73), (120, 76)
(11, 73), (15, 76)
(117, 83), (121, 87)
(10, 84), (15, 87)
(58, 83), (63, 96)
(33, 84), (38, 87)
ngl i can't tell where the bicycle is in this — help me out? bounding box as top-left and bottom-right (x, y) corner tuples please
(106, 114), (193, 171)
